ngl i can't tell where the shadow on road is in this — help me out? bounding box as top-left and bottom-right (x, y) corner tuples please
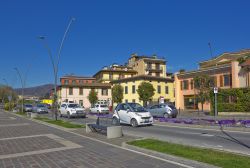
(217, 126), (250, 149)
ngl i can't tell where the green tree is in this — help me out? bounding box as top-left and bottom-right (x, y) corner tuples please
(112, 85), (123, 104)
(194, 74), (212, 112)
(137, 82), (155, 107)
(88, 89), (98, 107)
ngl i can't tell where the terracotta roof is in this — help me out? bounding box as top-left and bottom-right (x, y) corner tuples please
(111, 75), (174, 83)
(61, 75), (95, 80)
(59, 82), (111, 88)
(240, 58), (250, 67)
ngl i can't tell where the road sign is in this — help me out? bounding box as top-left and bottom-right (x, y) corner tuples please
(213, 87), (218, 94)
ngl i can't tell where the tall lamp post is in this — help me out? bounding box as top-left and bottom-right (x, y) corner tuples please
(2, 78), (11, 111)
(38, 17), (75, 120)
(14, 68), (25, 113)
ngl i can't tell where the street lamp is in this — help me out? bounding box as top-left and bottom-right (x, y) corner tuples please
(38, 17), (75, 120)
(14, 68), (25, 113)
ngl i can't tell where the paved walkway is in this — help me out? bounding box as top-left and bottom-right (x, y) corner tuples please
(0, 110), (214, 168)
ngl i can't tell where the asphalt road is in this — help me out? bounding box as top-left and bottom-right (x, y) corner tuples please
(43, 113), (250, 156)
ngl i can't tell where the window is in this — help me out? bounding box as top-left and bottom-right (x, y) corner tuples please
(79, 88), (83, 95)
(132, 99), (136, 103)
(92, 80), (95, 83)
(155, 63), (160, 70)
(223, 74), (231, 86)
(125, 99), (128, 103)
(72, 80), (76, 85)
(102, 88), (108, 96)
(132, 85), (136, 94)
(109, 73), (113, 80)
(210, 76), (217, 87)
(125, 86), (128, 94)
(165, 86), (169, 94)
(156, 72), (160, 77)
(157, 85), (161, 94)
(69, 87), (73, 95)
(190, 80), (194, 90)
(64, 80), (69, 85)
(79, 100), (83, 107)
(79, 80), (83, 84)
(181, 80), (189, 90)
(147, 63), (152, 70)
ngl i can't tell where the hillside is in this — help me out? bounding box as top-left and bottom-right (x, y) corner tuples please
(15, 84), (54, 97)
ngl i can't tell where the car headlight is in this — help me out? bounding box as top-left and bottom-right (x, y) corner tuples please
(135, 113), (142, 117)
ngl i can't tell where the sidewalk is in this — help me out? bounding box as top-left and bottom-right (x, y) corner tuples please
(0, 110), (216, 168)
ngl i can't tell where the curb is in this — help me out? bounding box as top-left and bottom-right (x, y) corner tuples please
(122, 142), (218, 168)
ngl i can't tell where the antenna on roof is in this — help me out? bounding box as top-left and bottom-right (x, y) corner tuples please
(208, 42), (213, 58)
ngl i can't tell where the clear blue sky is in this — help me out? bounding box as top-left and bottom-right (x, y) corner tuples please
(0, 0), (249, 88)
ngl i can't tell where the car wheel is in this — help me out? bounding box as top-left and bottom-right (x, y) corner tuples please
(163, 113), (170, 119)
(131, 118), (138, 127)
(112, 117), (120, 125)
(67, 112), (71, 119)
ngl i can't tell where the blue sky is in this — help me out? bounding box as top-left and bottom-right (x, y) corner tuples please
(0, 0), (250, 88)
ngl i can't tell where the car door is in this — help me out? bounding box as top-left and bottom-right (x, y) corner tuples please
(149, 105), (158, 117)
(159, 104), (167, 117)
(117, 104), (130, 124)
(60, 104), (66, 115)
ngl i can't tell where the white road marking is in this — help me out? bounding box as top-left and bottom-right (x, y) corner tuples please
(153, 123), (250, 134)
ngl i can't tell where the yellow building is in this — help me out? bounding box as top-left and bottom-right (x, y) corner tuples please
(111, 75), (174, 106)
(111, 54), (175, 106)
(93, 64), (137, 83)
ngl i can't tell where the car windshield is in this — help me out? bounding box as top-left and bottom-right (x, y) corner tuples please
(100, 105), (108, 107)
(68, 104), (80, 108)
(37, 104), (46, 108)
(168, 104), (176, 109)
(128, 103), (147, 112)
(25, 104), (32, 107)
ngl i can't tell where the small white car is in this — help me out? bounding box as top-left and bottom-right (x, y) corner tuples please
(112, 103), (153, 127)
(89, 104), (110, 114)
(59, 103), (86, 118)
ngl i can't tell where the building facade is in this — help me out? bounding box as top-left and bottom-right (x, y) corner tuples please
(175, 49), (250, 111)
(111, 54), (175, 106)
(57, 75), (111, 108)
(93, 64), (137, 83)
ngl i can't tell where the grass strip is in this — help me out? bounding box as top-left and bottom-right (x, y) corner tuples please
(35, 117), (85, 128)
(16, 112), (27, 116)
(128, 139), (250, 168)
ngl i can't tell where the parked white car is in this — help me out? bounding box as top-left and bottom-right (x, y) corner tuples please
(59, 103), (86, 118)
(89, 104), (110, 114)
(112, 103), (153, 127)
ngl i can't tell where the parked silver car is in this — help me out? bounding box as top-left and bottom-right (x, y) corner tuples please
(147, 104), (178, 118)
(32, 104), (49, 114)
(24, 104), (33, 112)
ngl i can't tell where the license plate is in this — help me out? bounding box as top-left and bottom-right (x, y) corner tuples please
(145, 119), (149, 123)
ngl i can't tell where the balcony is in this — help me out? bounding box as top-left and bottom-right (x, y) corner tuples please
(146, 67), (163, 73)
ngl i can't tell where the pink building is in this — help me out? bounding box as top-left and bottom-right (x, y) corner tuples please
(57, 75), (111, 108)
(175, 49), (250, 111)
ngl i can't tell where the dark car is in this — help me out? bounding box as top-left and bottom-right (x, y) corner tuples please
(147, 103), (178, 118)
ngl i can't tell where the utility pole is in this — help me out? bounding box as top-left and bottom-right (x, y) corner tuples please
(14, 68), (25, 113)
(38, 17), (75, 120)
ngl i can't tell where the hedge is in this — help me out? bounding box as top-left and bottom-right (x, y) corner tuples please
(210, 88), (250, 112)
